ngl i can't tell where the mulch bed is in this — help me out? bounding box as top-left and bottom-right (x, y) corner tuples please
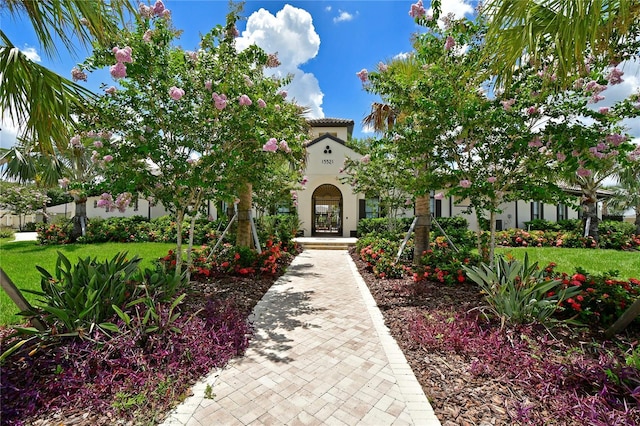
(348, 247), (640, 426)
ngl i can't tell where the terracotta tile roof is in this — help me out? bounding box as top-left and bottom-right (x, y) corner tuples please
(306, 117), (355, 127)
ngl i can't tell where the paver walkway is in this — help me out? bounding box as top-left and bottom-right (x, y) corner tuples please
(161, 249), (440, 425)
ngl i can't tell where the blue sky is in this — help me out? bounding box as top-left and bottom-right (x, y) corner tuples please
(1, 0), (638, 148)
(0, 0), (480, 147)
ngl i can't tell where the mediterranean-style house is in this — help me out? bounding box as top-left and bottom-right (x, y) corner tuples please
(3, 117), (615, 234)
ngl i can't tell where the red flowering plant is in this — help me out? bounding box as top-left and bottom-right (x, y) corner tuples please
(413, 245), (482, 286)
(542, 264), (640, 326)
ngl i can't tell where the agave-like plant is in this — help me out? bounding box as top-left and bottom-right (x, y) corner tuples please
(463, 253), (582, 326)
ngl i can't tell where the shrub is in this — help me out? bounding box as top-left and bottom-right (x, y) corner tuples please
(463, 254), (582, 325)
(0, 227), (15, 239)
(22, 252), (143, 335)
(413, 246), (482, 286)
(543, 265), (640, 327)
(36, 222), (73, 245)
(356, 217), (413, 237)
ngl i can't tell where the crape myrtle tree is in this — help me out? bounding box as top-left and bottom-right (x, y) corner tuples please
(609, 150), (640, 234)
(358, 5), (491, 266)
(76, 2), (307, 275)
(0, 181), (50, 230)
(508, 59), (640, 242)
(340, 139), (414, 232)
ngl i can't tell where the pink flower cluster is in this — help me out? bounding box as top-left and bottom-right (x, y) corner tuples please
(97, 192), (132, 213)
(257, 98), (267, 108)
(528, 136), (543, 148)
(444, 36), (455, 51)
(58, 178), (70, 189)
(459, 179), (471, 188)
(605, 133), (626, 146)
(105, 86), (117, 95)
(70, 135), (83, 148)
(584, 80), (607, 103)
(169, 86), (185, 100)
(263, 138), (278, 152)
(360, 154), (371, 164)
(607, 67), (624, 85)
(378, 62), (388, 72)
(239, 94), (252, 106)
(409, 0), (427, 18)
(243, 75), (254, 87)
(110, 46), (133, 79)
(356, 69), (368, 83)
(501, 98), (516, 111)
(213, 93), (227, 110)
(266, 53), (281, 68)
(71, 67), (87, 82)
(139, 1), (170, 19)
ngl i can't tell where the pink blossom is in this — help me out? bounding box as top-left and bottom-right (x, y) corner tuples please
(243, 75), (254, 87)
(278, 91), (288, 99)
(162, 9), (171, 18)
(113, 46), (133, 63)
(556, 152), (566, 162)
(434, 192), (444, 200)
(97, 193), (113, 209)
(185, 50), (197, 61)
(58, 178), (70, 189)
(598, 107), (609, 114)
(596, 142), (608, 150)
(526, 106), (539, 115)
(487, 176), (497, 183)
(279, 140), (291, 153)
(115, 192), (132, 213)
(266, 53), (281, 68)
(590, 94), (605, 103)
(143, 30), (153, 42)
(356, 69), (369, 83)
(444, 36), (455, 51)
(409, 0), (426, 18)
(263, 138), (278, 152)
(607, 67), (624, 85)
(205, 80), (212, 91)
(110, 62), (127, 79)
(169, 86), (185, 100)
(233, 26), (240, 37)
(378, 62), (388, 72)
(91, 151), (99, 163)
(211, 92), (227, 111)
(360, 154), (371, 164)
(585, 80), (606, 94)
(459, 179), (471, 188)
(71, 67), (87, 82)
(528, 137), (543, 148)
(105, 86), (117, 94)
(501, 98), (516, 111)
(238, 94), (252, 106)
(274, 104), (281, 111)
(572, 150), (580, 157)
(103, 154), (114, 162)
(605, 133), (626, 146)
(577, 167), (592, 177)
(93, 140), (103, 148)
(153, 0), (165, 16)
(257, 98), (267, 108)
(301, 175), (309, 185)
(138, 3), (153, 18)
(70, 135), (82, 147)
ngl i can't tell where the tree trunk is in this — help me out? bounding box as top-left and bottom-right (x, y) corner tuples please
(185, 214), (197, 283)
(581, 192), (599, 243)
(175, 209), (184, 276)
(413, 194), (431, 267)
(236, 182), (253, 249)
(489, 210), (497, 267)
(635, 202), (640, 235)
(71, 196), (88, 240)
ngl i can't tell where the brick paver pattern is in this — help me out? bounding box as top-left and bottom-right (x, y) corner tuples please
(161, 249), (440, 426)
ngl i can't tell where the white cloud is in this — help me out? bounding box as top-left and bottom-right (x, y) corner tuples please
(325, 6), (332, 12)
(333, 10), (354, 24)
(237, 5), (324, 118)
(21, 46), (41, 62)
(0, 116), (20, 149)
(436, 0), (474, 19)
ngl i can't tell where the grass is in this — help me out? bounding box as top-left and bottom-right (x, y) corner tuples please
(495, 247), (640, 280)
(0, 240), (176, 325)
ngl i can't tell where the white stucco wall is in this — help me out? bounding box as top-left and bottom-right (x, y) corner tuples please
(297, 135), (363, 237)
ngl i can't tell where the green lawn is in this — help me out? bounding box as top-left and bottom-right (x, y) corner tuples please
(0, 241), (176, 325)
(495, 247), (640, 280)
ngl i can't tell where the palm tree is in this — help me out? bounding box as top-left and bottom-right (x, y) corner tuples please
(0, 0), (135, 154)
(608, 161), (640, 234)
(483, 0), (640, 88)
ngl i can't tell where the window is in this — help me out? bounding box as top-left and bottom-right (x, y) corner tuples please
(430, 192), (442, 217)
(531, 201), (544, 220)
(557, 203), (567, 221)
(134, 199), (139, 212)
(365, 198), (380, 218)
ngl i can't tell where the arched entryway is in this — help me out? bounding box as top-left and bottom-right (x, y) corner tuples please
(312, 184), (342, 236)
